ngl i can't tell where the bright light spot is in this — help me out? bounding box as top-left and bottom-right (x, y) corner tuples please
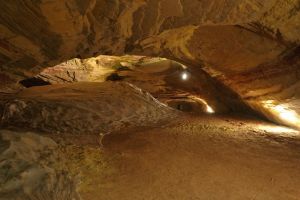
(190, 96), (215, 114)
(181, 72), (188, 80)
(262, 100), (300, 128)
(206, 105), (215, 113)
(258, 124), (299, 135)
(276, 105), (299, 124)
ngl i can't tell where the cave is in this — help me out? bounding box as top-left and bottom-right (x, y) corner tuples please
(0, 1), (300, 200)
(19, 77), (51, 88)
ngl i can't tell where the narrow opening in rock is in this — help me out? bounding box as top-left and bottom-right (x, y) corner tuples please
(19, 77), (51, 88)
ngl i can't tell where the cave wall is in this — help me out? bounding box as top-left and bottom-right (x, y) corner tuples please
(0, 0), (300, 128)
(28, 55), (251, 114)
(1, 82), (177, 134)
(1, 0), (299, 82)
(0, 130), (80, 200)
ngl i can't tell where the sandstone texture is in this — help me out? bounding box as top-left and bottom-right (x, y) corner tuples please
(0, 2), (300, 199)
(0, 130), (80, 200)
(28, 55), (251, 114)
(0, 0), (299, 127)
(1, 82), (177, 134)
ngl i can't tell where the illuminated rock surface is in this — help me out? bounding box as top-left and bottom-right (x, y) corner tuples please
(0, 0), (299, 127)
(0, 1), (300, 199)
(1, 82), (176, 134)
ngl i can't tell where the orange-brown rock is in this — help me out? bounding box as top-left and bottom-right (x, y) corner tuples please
(0, 0), (299, 127)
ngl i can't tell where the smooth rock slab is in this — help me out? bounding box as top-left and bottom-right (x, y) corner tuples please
(1, 82), (176, 135)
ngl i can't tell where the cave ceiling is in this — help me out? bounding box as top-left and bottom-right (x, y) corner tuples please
(0, 0), (299, 128)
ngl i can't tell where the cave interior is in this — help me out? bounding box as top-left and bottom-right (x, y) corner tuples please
(0, 1), (300, 199)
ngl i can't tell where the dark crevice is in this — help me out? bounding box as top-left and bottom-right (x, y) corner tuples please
(106, 73), (126, 81)
(19, 77), (51, 88)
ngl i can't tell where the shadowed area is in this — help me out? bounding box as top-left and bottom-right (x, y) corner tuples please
(0, 1), (300, 199)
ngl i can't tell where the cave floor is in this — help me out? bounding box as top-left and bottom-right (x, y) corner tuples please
(55, 114), (300, 200)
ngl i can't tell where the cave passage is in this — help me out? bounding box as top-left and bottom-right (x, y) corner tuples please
(1, 1), (300, 199)
(1, 55), (300, 200)
(19, 77), (51, 88)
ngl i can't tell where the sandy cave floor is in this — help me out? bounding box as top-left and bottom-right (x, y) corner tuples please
(48, 114), (300, 200)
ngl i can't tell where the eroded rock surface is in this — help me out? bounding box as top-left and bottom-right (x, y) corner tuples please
(1, 82), (177, 134)
(0, 1), (299, 127)
(1, 0), (298, 77)
(28, 55), (253, 114)
(0, 130), (79, 200)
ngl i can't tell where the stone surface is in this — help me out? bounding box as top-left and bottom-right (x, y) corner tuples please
(0, 130), (80, 200)
(53, 115), (300, 200)
(0, 0), (299, 127)
(1, 82), (177, 134)
(29, 55), (252, 114)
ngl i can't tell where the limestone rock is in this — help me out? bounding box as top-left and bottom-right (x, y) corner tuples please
(0, 0), (299, 128)
(1, 82), (177, 134)
(0, 130), (80, 200)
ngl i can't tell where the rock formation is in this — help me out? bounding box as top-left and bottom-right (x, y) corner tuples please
(0, 2), (300, 199)
(22, 55), (250, 114)
(1, 82), (176, 134)
(0, 130), (80, 200)
(0, 1), (299, 125)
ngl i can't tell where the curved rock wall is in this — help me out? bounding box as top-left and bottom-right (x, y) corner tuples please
(218, 48), (300, 129)
(1, 0), (298, 80)
(28, 55), (252, 114)
(1, 82), (177, 134)
(0, 0), (299, 128)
